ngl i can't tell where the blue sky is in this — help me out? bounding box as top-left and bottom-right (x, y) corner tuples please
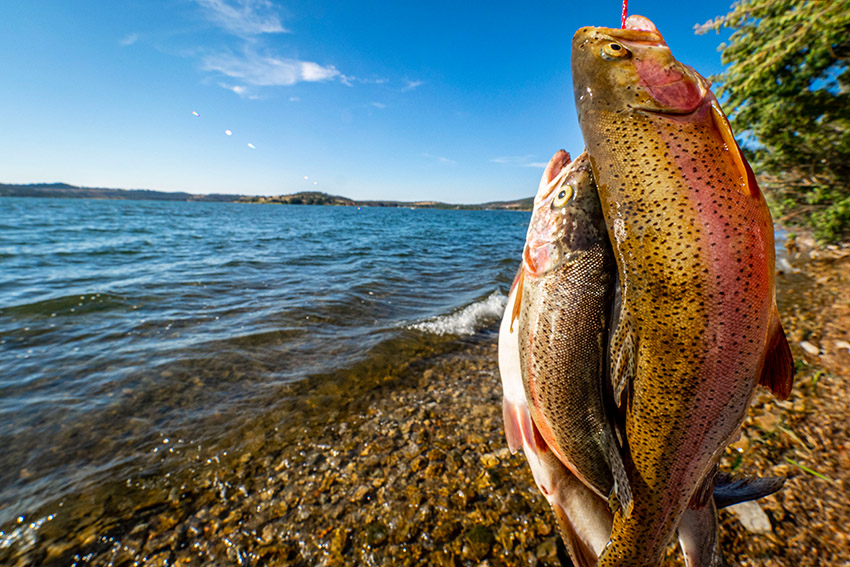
(0, 1), (736, 203)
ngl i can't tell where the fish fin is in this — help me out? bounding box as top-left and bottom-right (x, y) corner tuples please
(759, 312), (795, 400)
(713, 473), (785, 509)
(678, 499), (726, 567)
(605, 443), (633, 516)
(710, 100), (760, 199)
(609, 311), (636, 407)
(689, 466), (717, 511)
(552, 503), (600, 567)
(502, 399), (524, 454)
(510, 269), (525, 333)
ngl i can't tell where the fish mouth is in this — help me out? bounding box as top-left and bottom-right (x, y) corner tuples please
(631, 101), (705, 117)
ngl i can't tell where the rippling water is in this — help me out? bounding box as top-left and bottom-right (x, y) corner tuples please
(0, 197), (529, 525)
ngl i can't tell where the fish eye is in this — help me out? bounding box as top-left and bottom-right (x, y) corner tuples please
(601, 42), (630, 61)
(552, 186), (573, 208)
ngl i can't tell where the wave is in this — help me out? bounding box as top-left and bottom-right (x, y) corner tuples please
(408, 291), (506, 336)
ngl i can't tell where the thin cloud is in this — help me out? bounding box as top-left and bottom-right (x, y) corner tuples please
(340, 74), (389, 87)
(219, 83), (261, 99)
(422, 153), (457, 166)
(371, 102), (386, 109)
(120, 33), (139, 46)
(203, 49), (340, 87)
(402, 79), (423, 92)
(194, 0), (288, 36)
(491, 155), (547, 168)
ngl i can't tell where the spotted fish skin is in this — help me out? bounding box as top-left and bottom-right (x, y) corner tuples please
(516, 150), (631, 512)
(571, 16), (793, 567)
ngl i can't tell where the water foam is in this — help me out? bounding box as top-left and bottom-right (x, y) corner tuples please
(410, 291), (506, 336)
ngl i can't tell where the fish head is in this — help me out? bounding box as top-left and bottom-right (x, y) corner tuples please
(571, 15), (711, 118)
(523, 150), (605, 277)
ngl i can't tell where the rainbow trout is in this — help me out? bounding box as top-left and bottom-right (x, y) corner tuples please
(515, 150), (632, 512)
(499, 150), (627, 566)
(571, 15), (794, 567)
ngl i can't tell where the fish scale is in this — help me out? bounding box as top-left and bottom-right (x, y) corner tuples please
(572, 16), (793, 567)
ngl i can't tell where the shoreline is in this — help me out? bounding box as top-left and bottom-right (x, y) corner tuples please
(3, 242), (850, 567)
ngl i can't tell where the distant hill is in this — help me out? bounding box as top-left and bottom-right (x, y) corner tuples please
(241, 192), (533, 211)
(0, 183), (242, 203)
(1, 183), (533, 211)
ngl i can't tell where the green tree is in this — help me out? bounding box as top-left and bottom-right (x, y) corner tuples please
(697, 0), (850, 243)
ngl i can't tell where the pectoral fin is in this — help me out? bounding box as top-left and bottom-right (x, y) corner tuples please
(502, 399), (524, 453)
(759, 310), (794, 400)
(510, 269), (525, 333)
(710, 100), (760, 199)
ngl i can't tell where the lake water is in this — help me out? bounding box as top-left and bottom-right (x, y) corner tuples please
(0, 197), (529, 528)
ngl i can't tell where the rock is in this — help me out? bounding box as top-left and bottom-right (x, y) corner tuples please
(352, 485), (371, 502)
(535, 536), (559, 563)
(479, 453), (499, 468)
(462, 524), (494, 561)
(753, 412), (780, 432)
(364, 521), (388, 548)
(799, 340), (820, 355)
(146, 551), (171, 567)
(432, 520), (461, 544)
(330, 527), (350, 555)
(729, 500), (773, 534)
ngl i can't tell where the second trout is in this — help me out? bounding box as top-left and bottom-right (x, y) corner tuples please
(511, 149), (632, 512)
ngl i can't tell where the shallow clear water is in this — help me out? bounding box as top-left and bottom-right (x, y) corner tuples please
(0, 197), (529, 525)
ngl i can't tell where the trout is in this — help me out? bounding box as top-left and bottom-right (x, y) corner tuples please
(513, 150), (632, 512)
(498, 150), (619, 566)
(571, 14), (794, 567)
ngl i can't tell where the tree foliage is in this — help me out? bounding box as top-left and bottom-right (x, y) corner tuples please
(697, 0), (850, 242)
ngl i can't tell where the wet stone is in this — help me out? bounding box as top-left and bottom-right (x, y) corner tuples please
(462, 524), (494, 561)
(330, 527), (350, 555)
(364, 521), (388, 548)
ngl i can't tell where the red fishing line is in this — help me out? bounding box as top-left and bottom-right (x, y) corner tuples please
(621, 0), (628, 28)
